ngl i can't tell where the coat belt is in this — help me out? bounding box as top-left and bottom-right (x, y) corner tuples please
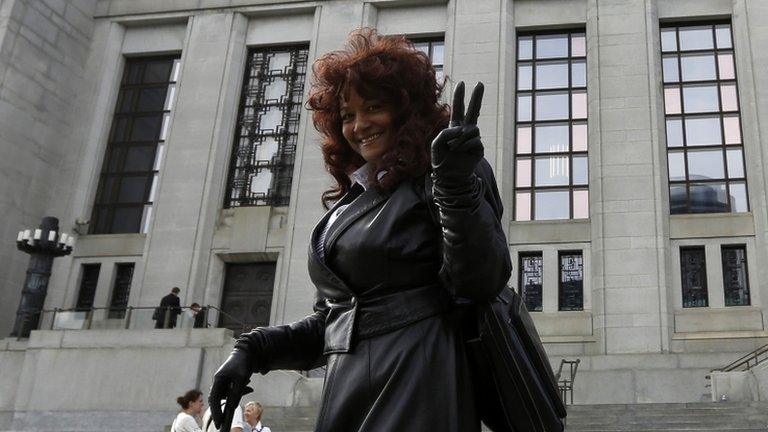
(322, 284), (452, 354)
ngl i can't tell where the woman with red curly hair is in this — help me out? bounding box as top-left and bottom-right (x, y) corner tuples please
(210, 29), (511, 431)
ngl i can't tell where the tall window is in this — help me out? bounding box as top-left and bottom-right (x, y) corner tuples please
(558, 251), (584, 311)
(519, 253), (543, 312)
(680, 246), (708, 307)
(75, 264), (101, 311)
(225, 46), (309, 208)
(91, 56), (180, 234)
(721, 245), (749, 306)
(514, 31), (588, 221)
(412, 38), (445, 82)
(661, 23), (748, 214)
(108, 263), (134, 319)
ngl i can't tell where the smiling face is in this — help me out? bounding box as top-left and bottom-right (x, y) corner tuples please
(340, 86), (396, 165)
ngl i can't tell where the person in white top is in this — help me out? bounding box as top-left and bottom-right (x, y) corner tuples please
(202, 400), (244, 432)
(171, 389), (204, 432)
(243, 402), (271, 432)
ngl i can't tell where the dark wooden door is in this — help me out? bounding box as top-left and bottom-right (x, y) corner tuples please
(220, 263), (275, 335)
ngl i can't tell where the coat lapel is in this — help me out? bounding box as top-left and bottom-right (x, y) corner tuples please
(307, 184), (364, 296)
(323, 185), (391, 258)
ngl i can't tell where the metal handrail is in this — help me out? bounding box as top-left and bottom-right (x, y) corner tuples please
(555, 358), (580, 405)
(14, 305), (251, 340)
(710, 342), (768, 374)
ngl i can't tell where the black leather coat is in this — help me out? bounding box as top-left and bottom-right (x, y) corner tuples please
(235, 158), (511, 430)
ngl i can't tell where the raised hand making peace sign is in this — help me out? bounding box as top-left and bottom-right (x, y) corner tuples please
(431, 81), (485, 185)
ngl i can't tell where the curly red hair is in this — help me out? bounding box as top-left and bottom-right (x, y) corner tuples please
(307, 28), (449, 208)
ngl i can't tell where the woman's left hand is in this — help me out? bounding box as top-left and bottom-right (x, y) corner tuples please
(430, 81), (485, 184)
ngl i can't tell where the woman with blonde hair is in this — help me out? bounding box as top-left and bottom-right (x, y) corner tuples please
(243, 402), (271, 432)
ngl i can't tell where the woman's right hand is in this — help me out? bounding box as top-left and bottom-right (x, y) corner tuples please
(208, 349), (254, 429)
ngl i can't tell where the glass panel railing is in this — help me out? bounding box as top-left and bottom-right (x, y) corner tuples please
(52, 311), (88, 330)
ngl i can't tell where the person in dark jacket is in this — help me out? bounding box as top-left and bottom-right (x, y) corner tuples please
(154, 286), (182, 329)
(209, 29), (511, 432)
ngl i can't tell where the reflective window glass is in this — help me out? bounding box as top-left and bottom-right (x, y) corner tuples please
(516, 192), (531, 221)
(572, 91), (587, 119)
(518, 64), (533, 90)
(117, 176), (148, 203)
(535, 92), (569, 120)
(124, 146), (156, 172)
(689, 183), (727, 213)
(668, 151), (686, 181)
(572, 60), (586, 87)
(518, 94), (532, 121)
(720, 84), (738, 111)
(688, 150), (725, 180)
(536, 61), (569, 89)
(679, 26), (714, 51)
(670, 184), (687, 214)
(573, 155), (588, 185)
(718, 53), (735, 80)
(726, 148), (744, 178)
(535, 190), (570, 220)
(685, 116), (722, 146)
(516, 158), (532, 188)
(535, 156), (570, 186)
(517, 126), (532, 154)
(536, 34), (568, 58)
(573, 190), (589, 219)
(571, 34), (586, 57)
(662, 56), (679, 83)
(715, 25), (732, 49)
(723, 115), (742, 144)
(729, 182), (748, 212)
(665, 87), (681, 115)
(683, 85), (720, 113)
(535, 123), (569, 153)
(661, 28), (677, 52)
(572, 123), (588, 151)
(666, 119), (684, 147)
(680, 54), (716, 81)
(518, 36), (533, 60)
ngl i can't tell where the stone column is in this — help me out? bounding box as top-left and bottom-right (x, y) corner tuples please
(589, 0), (670, 354)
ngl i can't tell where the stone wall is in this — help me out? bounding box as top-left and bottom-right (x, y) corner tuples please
(0, 0), (96, 336)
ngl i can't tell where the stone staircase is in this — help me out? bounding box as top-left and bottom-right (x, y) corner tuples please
(260, 402), (768, 431)
(564, 402), (768, 431)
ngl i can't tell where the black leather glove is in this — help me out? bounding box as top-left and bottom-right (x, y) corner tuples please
(208, 347), (257, 429)
(431, 81), (485, 208)
(431, 81), (484, 182)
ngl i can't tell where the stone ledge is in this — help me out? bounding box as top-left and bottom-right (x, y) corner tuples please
(25, 328), (232, 349)
(541, 335), (597, 344)
(673, 330), (768, 340)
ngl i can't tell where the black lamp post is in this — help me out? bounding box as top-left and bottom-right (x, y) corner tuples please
(10, 216), (74, 338)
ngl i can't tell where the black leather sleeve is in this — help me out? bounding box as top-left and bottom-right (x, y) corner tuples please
(429, 158), (512, 302)
(233, 291), (328, 374)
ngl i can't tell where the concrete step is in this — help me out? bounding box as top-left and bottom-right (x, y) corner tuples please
(255, 403), (768, 432)
(564, 402), (768, 432)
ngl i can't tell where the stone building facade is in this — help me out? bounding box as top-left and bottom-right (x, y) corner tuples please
(1, 0), (768, 430)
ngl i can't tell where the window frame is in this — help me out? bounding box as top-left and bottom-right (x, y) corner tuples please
(557, 249), (584, 311)
(720, 244), (750, 307)
(224, 44), (309, 208)
(514, 28), (589, 221)
(519, 251), (544, 312)
(90, 55), (181, 234)
(679, 246), (709, 308)
(660, 21), (749, 215)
